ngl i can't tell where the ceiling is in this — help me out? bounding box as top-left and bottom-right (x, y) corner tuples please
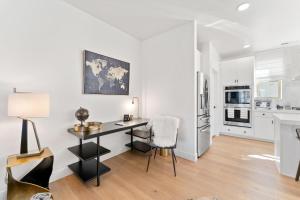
(62, 0), (300, 58)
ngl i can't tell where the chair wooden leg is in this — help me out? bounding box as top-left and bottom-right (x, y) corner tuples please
(172, 150), (177, 163)
(171, 149), (176, 177)
(146, 150), (152, 172)
(154, 148), (157, 160)
(296, 160), (300, 181)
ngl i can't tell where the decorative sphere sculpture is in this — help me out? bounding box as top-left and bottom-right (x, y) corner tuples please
(75, 107), (89, 125)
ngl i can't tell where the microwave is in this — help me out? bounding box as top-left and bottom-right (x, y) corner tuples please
(224, 85), (251, 107)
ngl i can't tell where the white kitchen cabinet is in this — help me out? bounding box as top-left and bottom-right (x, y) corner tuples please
(220, 63), (237, 85)
(254, 111), (274, 141)
(222, 125), (254, 137)
(221, 57), (254, 86)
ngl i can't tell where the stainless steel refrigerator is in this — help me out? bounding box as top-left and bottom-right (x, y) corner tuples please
(197, 72), (211, 157)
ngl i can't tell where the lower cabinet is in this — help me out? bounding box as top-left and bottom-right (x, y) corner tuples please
(220, 111), (275, 142)
(254, 115), (274, 141)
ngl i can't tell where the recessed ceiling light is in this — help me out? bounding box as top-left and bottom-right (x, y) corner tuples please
(237, 3), (250, 11)
(243, 44), (251, 49)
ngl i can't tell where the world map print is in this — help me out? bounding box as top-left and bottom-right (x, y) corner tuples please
(83, 50), (130, 95)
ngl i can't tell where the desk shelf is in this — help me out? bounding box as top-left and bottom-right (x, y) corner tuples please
(68, 142), (110, 161)
(68, 159), (110, 182)
(125, 130), (153, 139)
(125, 141), (151, 153)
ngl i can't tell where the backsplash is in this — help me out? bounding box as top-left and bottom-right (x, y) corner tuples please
(282, 80), (300, 107)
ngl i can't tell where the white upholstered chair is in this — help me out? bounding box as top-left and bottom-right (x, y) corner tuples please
(146, 116), (180, 176)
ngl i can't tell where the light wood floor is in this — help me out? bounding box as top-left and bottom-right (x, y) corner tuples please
(51, 136), (300, 200)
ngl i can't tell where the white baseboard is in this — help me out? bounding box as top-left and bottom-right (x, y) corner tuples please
(50, 146), (130, 183)
(0, 190), (6, 200)
(220, 132), (274, 143)
(174, 149), (197, 162)
(50, 166), (73, 183)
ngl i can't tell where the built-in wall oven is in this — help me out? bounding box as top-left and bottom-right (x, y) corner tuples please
(224, 107), (251, 127)
(224, 85), (251, 107)
(224, 85), (252, 128)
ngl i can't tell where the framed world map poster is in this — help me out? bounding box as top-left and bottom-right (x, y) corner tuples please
(83, 50), (130, 95)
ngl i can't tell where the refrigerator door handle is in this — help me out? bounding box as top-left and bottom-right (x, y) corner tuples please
(200, 116), (210, 120)
(200, 94), (203, 109)
(200, 128), (209, 132)
(200, 125), (210, 133)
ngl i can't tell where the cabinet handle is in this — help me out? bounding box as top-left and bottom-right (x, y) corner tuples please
(262, 113), (265, 116)
(272, 120), (274, 124)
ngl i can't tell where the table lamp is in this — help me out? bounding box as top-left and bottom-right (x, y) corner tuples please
(8, 90), (50, 158)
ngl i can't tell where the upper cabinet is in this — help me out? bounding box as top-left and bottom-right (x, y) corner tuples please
(220, 57), (254, 86)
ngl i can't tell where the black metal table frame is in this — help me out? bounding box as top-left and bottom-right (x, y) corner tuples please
(79, 127), (134, 186)
(68, 119), (148, 187)
(78, 136), (101, 186)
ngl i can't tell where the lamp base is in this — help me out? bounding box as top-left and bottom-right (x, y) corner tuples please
(17, 148), (45, 159)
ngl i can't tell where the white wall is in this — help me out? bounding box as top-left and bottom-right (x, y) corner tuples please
(141, 21), (198, 161)
(200, 43), (220, 74)
(0, 0), (142, 196)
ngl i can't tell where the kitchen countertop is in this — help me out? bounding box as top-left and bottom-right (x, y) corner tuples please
(273, 113), (300, 125)
(273, 112), (300, 178)
(254, 108), (300, 114)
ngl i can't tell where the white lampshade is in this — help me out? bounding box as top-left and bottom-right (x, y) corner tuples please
(8, 93), (50, 118)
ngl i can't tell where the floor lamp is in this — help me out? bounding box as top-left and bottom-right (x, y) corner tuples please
(8, 91), (50, 158)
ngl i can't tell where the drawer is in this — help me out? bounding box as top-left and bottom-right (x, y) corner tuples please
(223, 126), (253, 136)
(240, 128), (253, 136)
(254, 111), (273, 118)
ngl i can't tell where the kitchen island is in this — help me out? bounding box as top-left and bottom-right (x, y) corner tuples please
(274, 113), (300, 178)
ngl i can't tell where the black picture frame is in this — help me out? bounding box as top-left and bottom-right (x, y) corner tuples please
(83, 50), (130, 95)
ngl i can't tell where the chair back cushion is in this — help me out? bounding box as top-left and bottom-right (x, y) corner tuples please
(151, 116), (180, 147)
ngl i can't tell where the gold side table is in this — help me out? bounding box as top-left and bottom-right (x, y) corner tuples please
(6, 147), (54, 200)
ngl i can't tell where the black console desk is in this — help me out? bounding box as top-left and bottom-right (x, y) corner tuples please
(67, 118), (149, 186)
